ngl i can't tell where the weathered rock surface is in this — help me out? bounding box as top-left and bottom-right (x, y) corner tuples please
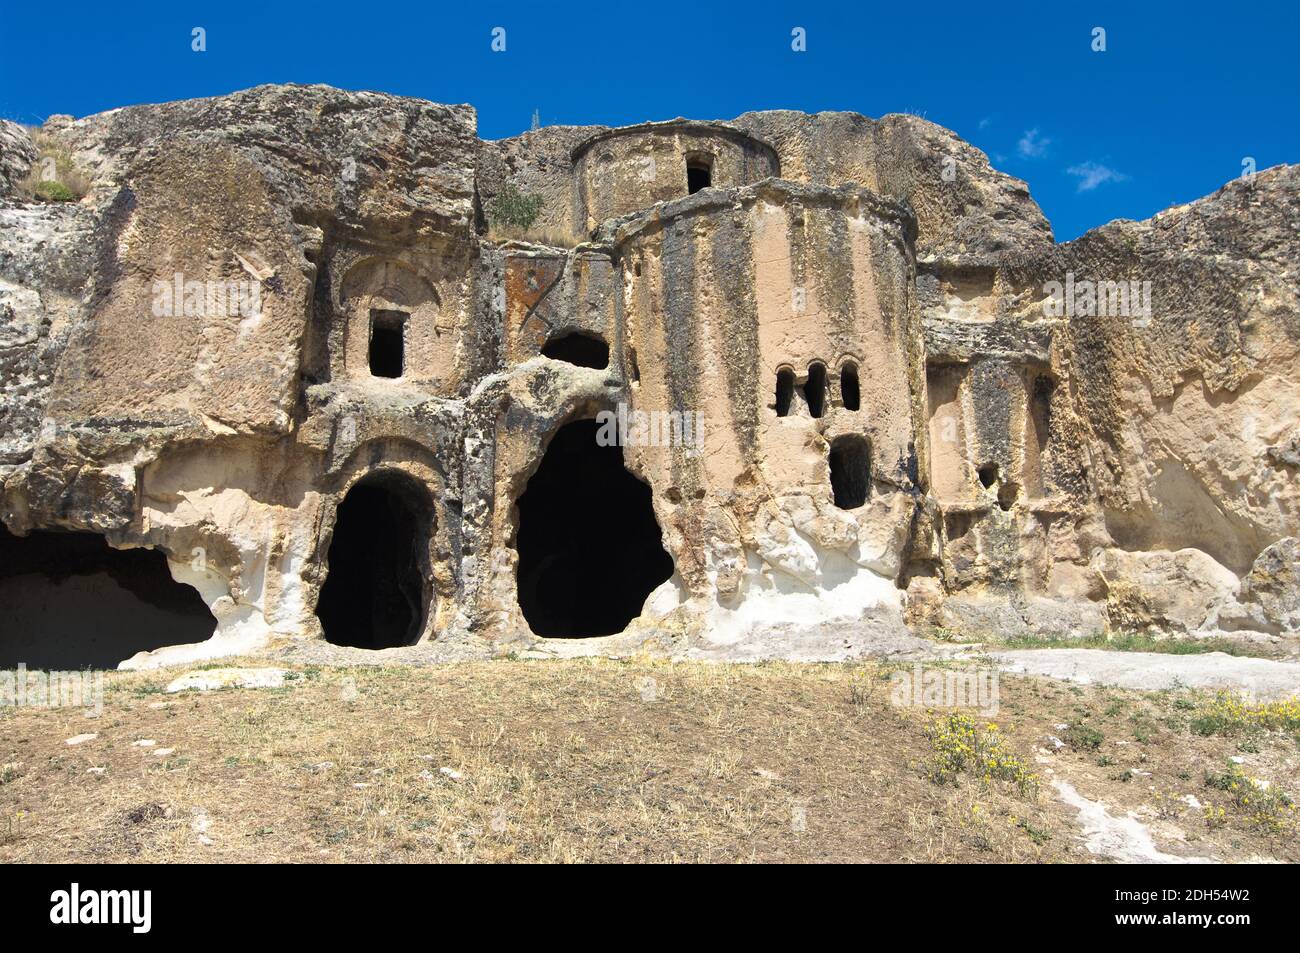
(0, 121), (38, 195)
(0, 83), (1294, 668)
(164, 667), (287, 692)
(1053, 780), (1214, 864)
(732, 110), (1055, 262)
(1238, 537), (1300, 636)
(994, 649), (1300, 700)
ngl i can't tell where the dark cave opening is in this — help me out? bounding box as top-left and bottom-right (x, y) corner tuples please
(515, 418), (674, 637)
(317, 474), (430, 649)
(369, 309), (406, 378)
(686, 155), (713, 194)
(1031, 376), (1055, 449)
(541, 331), (610, 369)
(775, 367), (794, 417)
(0, 525), (215, 669)
(840, 361), (860, 411)
(804, 362), (828, 418)
(829, 435), (872, 510)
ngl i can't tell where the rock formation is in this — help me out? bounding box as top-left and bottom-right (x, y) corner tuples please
(0, 85), (1295, 668)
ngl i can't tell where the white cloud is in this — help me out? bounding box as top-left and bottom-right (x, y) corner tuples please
(1017, 128), (1051, 158)
(1066, 161), (1129, 191)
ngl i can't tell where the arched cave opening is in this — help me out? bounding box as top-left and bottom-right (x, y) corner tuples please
(775, 367), (794, 417)
(840, 361), (861, 411)
(829, 435), (872, 510)
(317, 473), (431, 649)
(515, 418), (674, 637)
(542, 331), (610, 369)
(0, 525), (215, 669)
(804, 362), (828, 418)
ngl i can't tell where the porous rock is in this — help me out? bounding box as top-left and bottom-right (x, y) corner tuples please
(0, 84), (1294, 667)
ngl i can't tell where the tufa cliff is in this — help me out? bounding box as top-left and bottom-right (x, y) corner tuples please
(0, 84), (1295, 668)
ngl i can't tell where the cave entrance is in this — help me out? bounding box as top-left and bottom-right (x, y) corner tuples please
(0, 525), (215, 669)
(840, 361), (860, 411)
(369, 309), (407, 378)
(804, 362), (828, 418)
(542, 331), (609, 369)
(317, 472), (431, 649)
(775, 367), (794, 417)
(829, 435), (872, 509)
(515, 418), (674, 637)
(686, 154), (713, 194)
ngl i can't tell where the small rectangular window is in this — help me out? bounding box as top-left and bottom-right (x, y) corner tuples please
(840, 362), (860, 411)
(775, 368), (794, 417)
(686, 154), (713, 194)
(804, 363), (827, 418)
(369, 310), (407, 378)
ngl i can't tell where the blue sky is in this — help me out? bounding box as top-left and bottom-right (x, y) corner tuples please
(1, 2), (1294, 240)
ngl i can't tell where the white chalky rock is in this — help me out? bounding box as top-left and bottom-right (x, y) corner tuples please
(166, 667), (287, 693)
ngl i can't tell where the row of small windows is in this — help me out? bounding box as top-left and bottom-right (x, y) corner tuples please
(774, 361), (860, 418)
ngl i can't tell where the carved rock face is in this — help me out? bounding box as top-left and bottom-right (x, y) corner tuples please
(0, 84), (1295, 667)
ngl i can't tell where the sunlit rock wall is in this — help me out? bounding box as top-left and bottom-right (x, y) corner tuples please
(0, 84), (1294, 669)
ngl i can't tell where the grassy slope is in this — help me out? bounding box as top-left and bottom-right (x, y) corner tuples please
(1, 658), (1296, 863)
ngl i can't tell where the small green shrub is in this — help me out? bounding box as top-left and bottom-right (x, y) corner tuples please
(1064, 721), (1104, 751)
(487, 184), (543, 229)
(1204, 762), (1296, 834)
(19, 128), (91, 202)
(1190, 693), (1300, 738)
(924, 713), (1038, 797)
(31, 180), (75, 202)
(1015, 817), (1051, 844)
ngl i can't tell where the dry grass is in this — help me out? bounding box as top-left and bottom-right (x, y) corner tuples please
(1, 658), (1296, 863)
(927, 626), (1287, 659)
(487, 223), (588, 248)
(17, 127), (92, 202)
